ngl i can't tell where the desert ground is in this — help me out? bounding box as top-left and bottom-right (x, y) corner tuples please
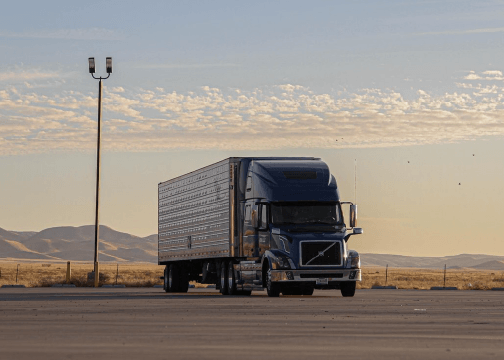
(1, 261), (504, 290)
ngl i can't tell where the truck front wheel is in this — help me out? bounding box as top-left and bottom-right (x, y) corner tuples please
(266, 268), (281, 297)
(340, 282), (356, 297)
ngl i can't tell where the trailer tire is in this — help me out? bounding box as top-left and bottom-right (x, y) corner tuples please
(178, 264), (189, 293)
(227, 261), (238, 295)
(163, 266), (170, 293)
(168, 264), (179, 292)
(266, 268), (281, 297)
(220, 262), (229, 295)
(341, 282), (356, 297)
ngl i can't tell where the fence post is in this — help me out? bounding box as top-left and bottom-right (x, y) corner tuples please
(66, 261), (71, 283)
(385, 264), (388, 285)
(443, 264), (447, 288)
(116, 264), (119, 285)
(16, 264), (20, 284)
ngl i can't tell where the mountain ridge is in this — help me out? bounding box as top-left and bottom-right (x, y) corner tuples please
(0, 225), (157, 262)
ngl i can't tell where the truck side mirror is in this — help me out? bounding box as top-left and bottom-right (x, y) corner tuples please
(349, 204), (357, 228)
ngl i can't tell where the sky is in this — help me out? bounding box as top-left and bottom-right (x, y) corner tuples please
(1, 0), (504, 257)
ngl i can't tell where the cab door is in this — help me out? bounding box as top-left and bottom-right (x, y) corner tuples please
(242, 201), (257, 257)
(257, 203), (270, 255)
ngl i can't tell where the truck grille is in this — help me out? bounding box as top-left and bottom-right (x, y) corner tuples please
(300, 241), (342, 266)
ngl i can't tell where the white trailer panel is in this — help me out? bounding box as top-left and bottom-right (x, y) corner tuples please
(158, 159), (231, 262)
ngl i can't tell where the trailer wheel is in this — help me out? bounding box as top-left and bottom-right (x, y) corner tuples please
(227, 261), (238, 295)
(340, 282), (356, 297)
(168, 264), (179, 292)
(266, 268), (281, 297)
(220, 262), (229, 295)
(163, 266), (170, 293)
(178, 264), (189, 293)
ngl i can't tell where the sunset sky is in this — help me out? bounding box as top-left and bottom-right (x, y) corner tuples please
(1, 1), (504, 256)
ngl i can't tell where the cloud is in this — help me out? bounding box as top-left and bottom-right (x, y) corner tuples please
(463, 70), (504, 81)
(0, 71), (57, 82)
(0, 28), (123, 41)
(131, 63), (240, 69)
(483, 70), (503, 76)
(2, 81), (504, 155)
(464, 72), (481, 80)
(417, 27), (504, 36)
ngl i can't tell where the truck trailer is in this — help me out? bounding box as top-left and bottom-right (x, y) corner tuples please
(158, 157), (363, 297)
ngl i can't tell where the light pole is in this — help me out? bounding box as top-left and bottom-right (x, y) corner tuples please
(88, 57), (112, 287)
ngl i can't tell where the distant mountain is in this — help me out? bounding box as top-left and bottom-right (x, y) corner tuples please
(361, 253), (504, 270)
(0, 226), (157, 263)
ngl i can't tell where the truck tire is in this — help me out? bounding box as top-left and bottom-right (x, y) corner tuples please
(266, 268), (281, 297)
(163, 266), (170, 293)
(341, 282), (356, 297)
(302, 287), (314, 296)
(168, 264), (179, 292)
(227, 261), (238, 295)
(220, 262), (229, 295)
(178, 265), (189, 293)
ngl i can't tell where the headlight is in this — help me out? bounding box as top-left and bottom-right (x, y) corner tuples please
(347, 250), (360, 269)
(275, 255), (292, 269)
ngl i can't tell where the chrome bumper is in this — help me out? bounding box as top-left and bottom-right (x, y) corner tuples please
(270, 269), (361, 282)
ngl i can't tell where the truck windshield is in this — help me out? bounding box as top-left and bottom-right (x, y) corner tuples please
(270, 202), (343, 226)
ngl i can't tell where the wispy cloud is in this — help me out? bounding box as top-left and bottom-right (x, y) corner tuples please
(131, 63), (241, 69)
(2, 77), (504, 155)
(463, 70), (504, 81)
(0, 28), (124, 41)
(0, 71), (57, 82)
(416, 27), (504, 36)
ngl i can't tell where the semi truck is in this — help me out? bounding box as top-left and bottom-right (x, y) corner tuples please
(158, 157), (363, 297)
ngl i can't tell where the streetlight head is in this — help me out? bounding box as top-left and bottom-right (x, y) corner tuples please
(106, 57), (112, 74)
(88, 57), (96, 74)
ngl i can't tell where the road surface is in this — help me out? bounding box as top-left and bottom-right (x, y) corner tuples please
(1, 288), (503, 359)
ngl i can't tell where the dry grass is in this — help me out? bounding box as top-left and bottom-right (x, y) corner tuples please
(1, 262), (504, 289)
(357, 267), (504, 290)
(0, 262), (164, 288)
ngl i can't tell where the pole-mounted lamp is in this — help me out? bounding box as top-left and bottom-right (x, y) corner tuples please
(88, 57), (113, 287)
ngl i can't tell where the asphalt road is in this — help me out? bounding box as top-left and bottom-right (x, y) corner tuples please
(0, 288), (503, 360)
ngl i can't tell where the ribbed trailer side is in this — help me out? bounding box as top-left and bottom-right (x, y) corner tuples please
(158, 159), (231, 263)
